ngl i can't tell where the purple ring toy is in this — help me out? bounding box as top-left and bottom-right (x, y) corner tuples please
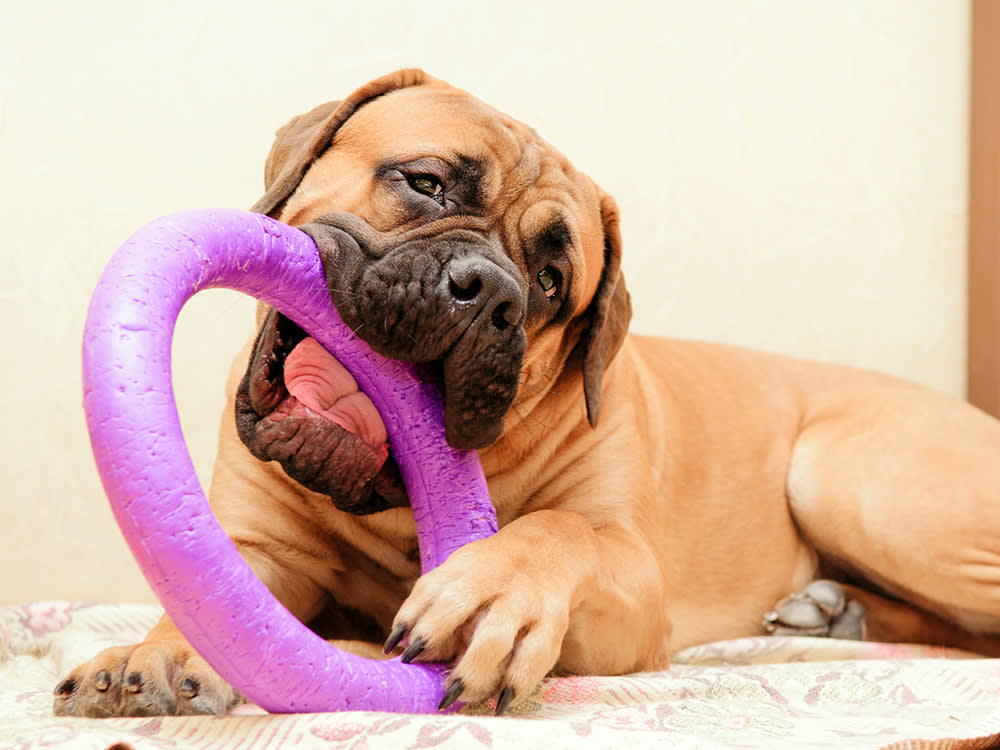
(82, 209), (498, 713)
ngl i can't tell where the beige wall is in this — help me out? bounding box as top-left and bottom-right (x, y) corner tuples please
(0, 1), (969, 604)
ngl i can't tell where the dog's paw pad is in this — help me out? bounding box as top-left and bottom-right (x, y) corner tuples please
(762, 579), (866, 639)
(827, 599), (867, 640)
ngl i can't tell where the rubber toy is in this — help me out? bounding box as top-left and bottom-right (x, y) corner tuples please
(82, 209), (498, 713)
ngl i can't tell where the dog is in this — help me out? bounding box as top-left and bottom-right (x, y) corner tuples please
(54, 69), (1000, 717)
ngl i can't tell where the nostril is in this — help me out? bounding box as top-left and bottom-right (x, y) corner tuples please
(491, 302), (513, 331)
(447, 256), (525, 330)
(449, 276), (482, 302)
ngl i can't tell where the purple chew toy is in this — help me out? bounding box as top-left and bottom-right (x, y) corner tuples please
(82, 209), (498, 713)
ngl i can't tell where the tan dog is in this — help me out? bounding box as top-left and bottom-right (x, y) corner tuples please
(55, 70), (1000, 718)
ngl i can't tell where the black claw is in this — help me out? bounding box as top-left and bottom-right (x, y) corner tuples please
(383, 623), (408, 655)
(438, 679), (465, 711)
(124, 672), (142, 693)
(495, 686), (515, 716)
(400, 637), (426, 664)
(54, 678), (77, 696)
(178, 676), (200, 699)
(94, 670), (111, 692)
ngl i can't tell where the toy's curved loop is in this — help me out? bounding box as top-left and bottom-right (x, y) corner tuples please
(82, 209), (498, 713)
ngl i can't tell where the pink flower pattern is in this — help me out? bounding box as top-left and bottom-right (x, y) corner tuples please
(1, 604), (999, 749)
(19, 602), (75, 637)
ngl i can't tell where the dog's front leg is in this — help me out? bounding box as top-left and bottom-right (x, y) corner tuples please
(386, 509), (669, 713)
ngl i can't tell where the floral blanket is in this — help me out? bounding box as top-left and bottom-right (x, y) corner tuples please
(2, 602), (999, 749)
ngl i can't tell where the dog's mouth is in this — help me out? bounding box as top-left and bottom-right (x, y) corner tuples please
(234, 218), (530, 515)
(234, 310), (410, 515)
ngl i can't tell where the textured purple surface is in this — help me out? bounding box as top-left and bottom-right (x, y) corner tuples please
(82, 209), (498, 713)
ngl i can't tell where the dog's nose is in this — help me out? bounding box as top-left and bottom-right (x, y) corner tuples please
(447, 257), (525, 331)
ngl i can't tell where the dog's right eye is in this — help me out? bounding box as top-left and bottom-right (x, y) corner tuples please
(537, 267), (559, 298)
(406, 174), (445, 204)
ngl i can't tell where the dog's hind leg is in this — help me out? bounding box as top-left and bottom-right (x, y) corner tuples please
(783, 376), (1000, 652)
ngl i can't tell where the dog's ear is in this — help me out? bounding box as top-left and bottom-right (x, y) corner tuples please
(581, 193), (632, 428)
(251, 69), (437, 218)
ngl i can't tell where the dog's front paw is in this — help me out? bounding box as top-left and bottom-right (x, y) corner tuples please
(385, 537), (570, 714)
(53, 642), (239, 717)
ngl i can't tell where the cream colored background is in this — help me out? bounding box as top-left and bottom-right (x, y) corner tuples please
(1, 1), (969, 604)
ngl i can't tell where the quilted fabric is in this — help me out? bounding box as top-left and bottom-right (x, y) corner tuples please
(2, 602), (999, 750)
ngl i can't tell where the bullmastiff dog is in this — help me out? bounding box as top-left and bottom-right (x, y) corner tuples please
(55, 69), (1000, 717)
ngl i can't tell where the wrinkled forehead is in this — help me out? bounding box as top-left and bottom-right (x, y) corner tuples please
(335, 87), (528, 181)
(337, 86), (600, 218)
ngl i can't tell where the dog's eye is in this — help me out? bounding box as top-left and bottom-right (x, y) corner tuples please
(406, 174), (445, 203)
(537, 267), (559, 298)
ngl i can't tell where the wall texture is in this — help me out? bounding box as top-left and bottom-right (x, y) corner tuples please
(0, 1), (969, 604)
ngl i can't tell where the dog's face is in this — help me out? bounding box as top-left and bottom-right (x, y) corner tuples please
(235, 70), (631, 514)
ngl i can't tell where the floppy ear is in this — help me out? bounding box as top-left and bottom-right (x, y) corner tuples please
(251, 68), (437, 218)
(581, 193), (632, 428)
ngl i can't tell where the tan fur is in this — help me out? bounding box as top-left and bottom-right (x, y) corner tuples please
(55, 70), (1000, 717)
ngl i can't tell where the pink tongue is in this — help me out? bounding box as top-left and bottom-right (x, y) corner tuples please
(283, 338), (389, 455)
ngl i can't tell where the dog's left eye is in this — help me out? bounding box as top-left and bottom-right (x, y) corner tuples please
(537, 267), (559, 298)
(406, 174), (445, 204)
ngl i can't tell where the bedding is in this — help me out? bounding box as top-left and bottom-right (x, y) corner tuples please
(2, 602), (999, 749)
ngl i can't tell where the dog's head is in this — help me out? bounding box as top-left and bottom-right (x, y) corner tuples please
(236, 69), (631, 513)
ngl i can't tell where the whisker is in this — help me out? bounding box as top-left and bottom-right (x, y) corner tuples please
(511, 400), (554, 433)
(509, 401), (545, 445)
(517, 378), (565, 399)
(497, 429), (518, 456)
(263, 281), (364, 299)
(324, 287), (365, 299)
